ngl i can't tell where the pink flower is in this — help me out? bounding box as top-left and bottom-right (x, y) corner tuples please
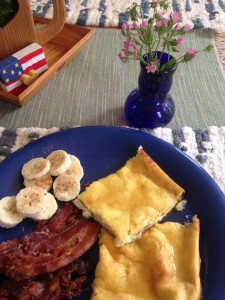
(155, 19), (168, 28)
(146, 62), (156, 73)
(121, 23), (127, 31)
(155, 21), (161, 28)
(118, 50), (126, 60)
(170, 11), (182, 23)
(121, 22), (130, 31)
(176, 37), (185, 45)
(123, 39), (132, 51)
(162, 19), (169, 26)
(132, 48), (138, 58)
(187, 47), (196, 55)
(159, 10), (165, 18)
(183, 24), (190, 32)
(141, 20), (148, 28)
(131, 21), (137, 29)
(185, 47), (197, 60)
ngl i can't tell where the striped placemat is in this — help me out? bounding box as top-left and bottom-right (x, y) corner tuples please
(0, 126), (224, 194)
(30, 0), (225, 30)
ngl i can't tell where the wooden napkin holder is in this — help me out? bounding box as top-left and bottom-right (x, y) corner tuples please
(0, 0), (94, 106)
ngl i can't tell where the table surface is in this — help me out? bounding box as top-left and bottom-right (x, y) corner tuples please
(0, 28), (224, 129)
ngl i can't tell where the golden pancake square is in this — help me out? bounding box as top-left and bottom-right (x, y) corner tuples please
(74, 147), (185, 246)
(91, 217), (201, 300)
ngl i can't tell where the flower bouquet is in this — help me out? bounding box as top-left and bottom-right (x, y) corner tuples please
(118, 0), (213, 73)
(118, 0), (213, 129)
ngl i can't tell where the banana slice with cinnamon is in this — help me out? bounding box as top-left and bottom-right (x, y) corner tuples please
(32, 193), (58, 221)
(53, 174), (80, 201)
(63, 155), (84, 181)
(0, 196), (24, 228)
(46, 150), (71, 176)
(21, 157), (50, 180)
(16, 186), (48, 218)
(24, 173), (53, 191)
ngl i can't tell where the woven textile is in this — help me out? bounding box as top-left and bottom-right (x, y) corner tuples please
(0, 29), (224, 129)
(30, 0), (225, 30)
(0, 126), (224, 194)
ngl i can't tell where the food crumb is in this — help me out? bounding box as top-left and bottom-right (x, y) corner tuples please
(175, 200), (187, 211)
(185, 214), (192, 220)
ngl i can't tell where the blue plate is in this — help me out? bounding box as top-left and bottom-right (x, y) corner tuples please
(0, 126), (225, 300)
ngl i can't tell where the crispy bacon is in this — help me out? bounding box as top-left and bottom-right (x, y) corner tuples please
(0, 259), (91, 300)
(0, 203), (100, 281)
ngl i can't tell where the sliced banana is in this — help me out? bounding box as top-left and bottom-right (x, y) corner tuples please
(0, 196), (24, 228)
(21, 157), (50, 180)
(32, 193), (58, 221)
(46, 150), (71, 176)
(24, 173), (53, 191)
(64, 155), (84, 181)
(53, 174), (80, 201)
(16, 186), (48, 218)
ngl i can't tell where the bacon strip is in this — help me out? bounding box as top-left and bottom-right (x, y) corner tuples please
(0, 203), (100, 281)
(0, 260), (91, 300)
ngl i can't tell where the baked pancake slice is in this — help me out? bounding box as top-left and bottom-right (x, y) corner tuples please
(91, 217), (201, 300)
(74, 147), (184, 246)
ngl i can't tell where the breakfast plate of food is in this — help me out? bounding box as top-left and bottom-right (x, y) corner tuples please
(0, 126), (225, 300)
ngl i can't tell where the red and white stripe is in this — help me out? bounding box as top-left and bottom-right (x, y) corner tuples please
(14, 43), (48, 76)
(0, 77), (26, 96)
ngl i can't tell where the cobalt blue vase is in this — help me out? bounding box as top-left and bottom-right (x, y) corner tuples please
(124, 52), (177, 129)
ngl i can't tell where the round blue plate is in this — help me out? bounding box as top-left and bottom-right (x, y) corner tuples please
(0, 126), (225, 300)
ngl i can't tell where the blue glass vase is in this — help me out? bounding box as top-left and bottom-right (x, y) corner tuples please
(124, 52), (177, 129)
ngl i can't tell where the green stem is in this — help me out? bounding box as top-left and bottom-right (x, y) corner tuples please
(158, 23), (174, 61)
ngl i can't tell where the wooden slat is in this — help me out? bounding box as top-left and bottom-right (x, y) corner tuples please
(35, 0), (66, 46)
